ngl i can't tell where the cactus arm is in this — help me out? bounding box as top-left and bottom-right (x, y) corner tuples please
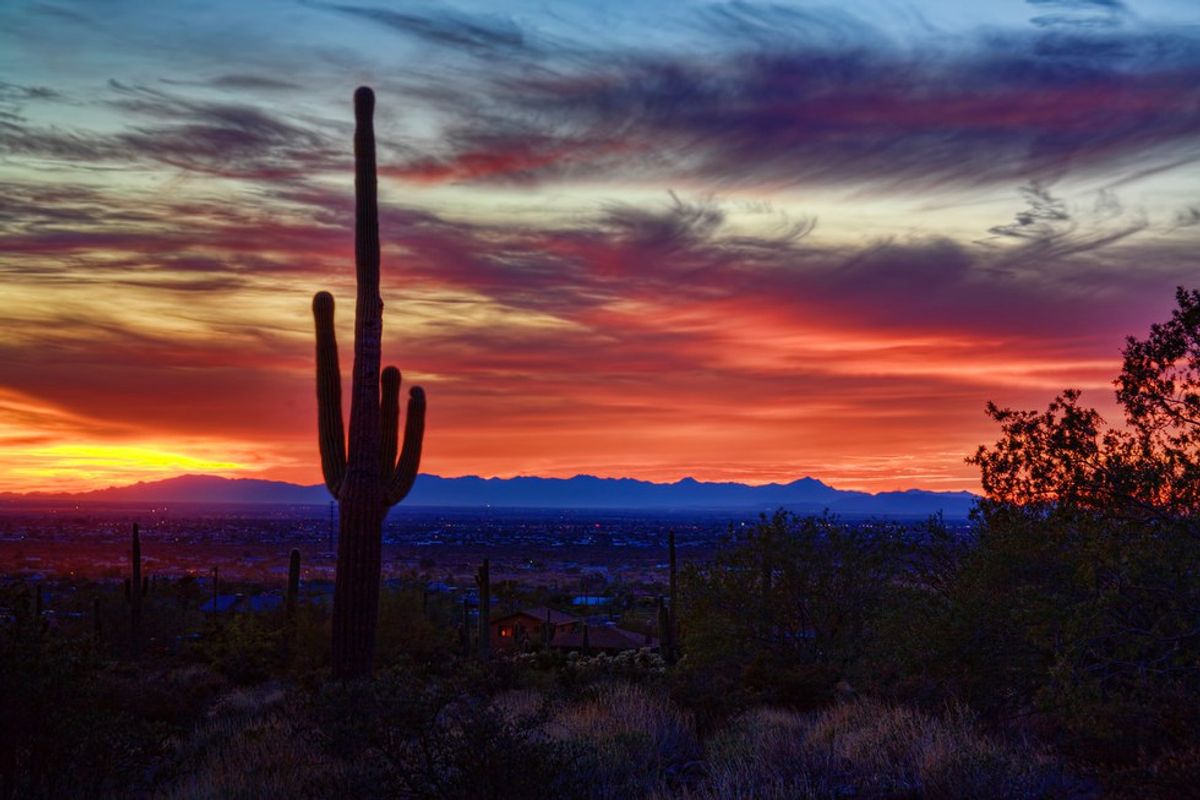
(314, 291), (347, 496)
(380, 365), (400, 480)
(385, 386), (425, 505)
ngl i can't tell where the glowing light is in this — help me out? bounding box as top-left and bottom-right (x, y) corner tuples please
(3, 444), (250, 492)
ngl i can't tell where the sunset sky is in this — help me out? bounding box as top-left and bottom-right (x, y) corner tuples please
(1, 0), (1198, 493)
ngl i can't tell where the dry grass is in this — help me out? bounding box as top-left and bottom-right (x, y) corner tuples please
(548, 683), (700, 799)
(156, 687), (347, 800)
(154, 683), (1076, 800)
(669, 699), (1073, 800)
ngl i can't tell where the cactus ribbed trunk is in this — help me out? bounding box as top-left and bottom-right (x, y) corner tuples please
(476, 559), (491, 662)
(331, 501), (386, 676)
(286, 548), (301, 620)
(316, 87), (426, 679)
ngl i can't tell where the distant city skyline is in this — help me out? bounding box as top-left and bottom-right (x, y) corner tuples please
(2, 0), (1198, 493)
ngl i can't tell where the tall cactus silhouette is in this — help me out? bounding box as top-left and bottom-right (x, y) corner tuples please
(314, 86), (427, 678)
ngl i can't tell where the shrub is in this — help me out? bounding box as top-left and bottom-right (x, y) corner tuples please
(198, 614), (284, 685)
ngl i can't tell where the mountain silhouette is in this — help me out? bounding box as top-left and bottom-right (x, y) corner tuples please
(4, 473), (978, 518)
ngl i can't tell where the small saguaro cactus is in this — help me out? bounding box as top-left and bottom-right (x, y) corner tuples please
(314, 86), (427, 679)
(285, 548), (301, 620)
(475, 559), (491, 662)
(666, 529), (678, 664)
(124, 523), (147, 655)
(658, 595), (672, 662)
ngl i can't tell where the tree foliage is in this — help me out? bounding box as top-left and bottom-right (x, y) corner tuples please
(678, 511), (904, 710)
(959, 287), (1200, 760)
(971, 286), (1200, 521)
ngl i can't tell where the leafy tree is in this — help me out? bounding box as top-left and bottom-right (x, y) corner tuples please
(971, 286), (1200, 521)
(957, 287), (1200, 764)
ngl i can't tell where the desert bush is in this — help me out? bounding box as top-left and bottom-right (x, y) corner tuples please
(198, 613), (284, 685)
(308, 666), (587, 800)
(676, 512), (905, 720)
(374, 585), (458, 668)
(0, 586), (167, 798)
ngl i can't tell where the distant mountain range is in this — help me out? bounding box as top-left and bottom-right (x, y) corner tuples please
(3, 473), (979, 518)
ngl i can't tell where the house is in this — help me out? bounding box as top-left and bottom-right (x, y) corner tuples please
(489, 606), (658, 654)
(490, 606), (576, 651)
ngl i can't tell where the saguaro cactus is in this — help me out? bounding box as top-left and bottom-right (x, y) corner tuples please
(314, 87), (427, 678)
(475, 559), (491, 662)
(286, 549), (301, 620)
(658, 595), (672, 661)
(124, 523), (147, 656)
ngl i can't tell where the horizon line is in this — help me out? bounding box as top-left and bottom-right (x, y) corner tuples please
(2, 471), (981, 499)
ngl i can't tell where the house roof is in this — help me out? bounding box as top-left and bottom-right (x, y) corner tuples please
(492, 606), (577, 626)
(551, 624), (657, 651)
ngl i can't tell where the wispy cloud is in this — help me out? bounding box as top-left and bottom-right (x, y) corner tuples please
(381, 17), (1200, 189)
(320, 2), (535, 57)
